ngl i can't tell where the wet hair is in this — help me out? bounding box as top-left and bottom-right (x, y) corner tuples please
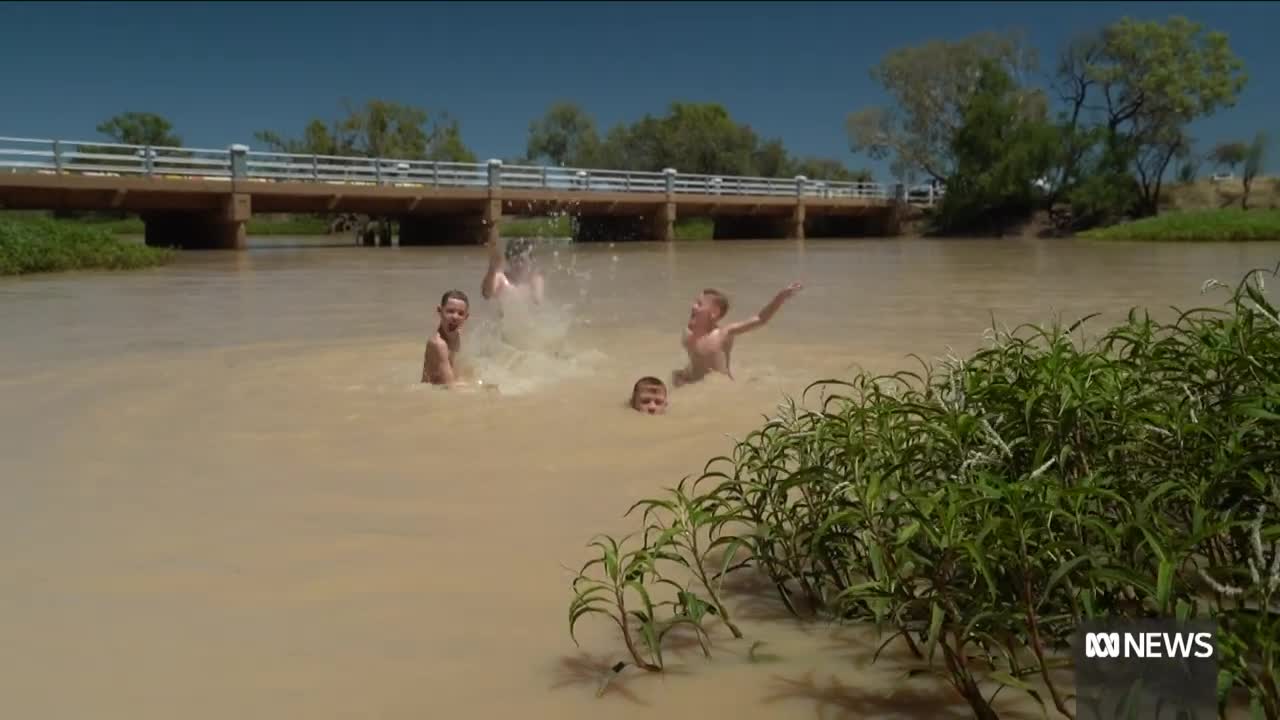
(631, 377), (668, 408)
(439, 289), (469, 308)
(701, 288), (729, 317)
(505, 238), (534, 262)
(632, 376), (667, 396)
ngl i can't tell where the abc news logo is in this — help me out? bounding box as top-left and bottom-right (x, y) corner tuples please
(1084, 631), (1215, 659)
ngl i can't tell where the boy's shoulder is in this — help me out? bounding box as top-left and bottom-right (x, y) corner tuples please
(426, 333), (450, 355)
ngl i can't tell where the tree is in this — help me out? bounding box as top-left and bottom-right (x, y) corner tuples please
(753, 138), (790, 177)
(96, 112), (182, 147)
(255, 119), (346, 156)
(787, 157), (872, 183)
(1176, 153), (1201, 183)
(1242, 131), (1268, 209)
(1087, 16), (1247, 215)
(425, 116), (478, 163)
(936, 59), (1058, 232)
(1045, 32), (1105, 205)
(584, 102), (760, 176)
(1210, 141), (1248, 173)
(254, 100), (477, 162)
(847, 31), (1039, 183)
(526, 102), (599, 167)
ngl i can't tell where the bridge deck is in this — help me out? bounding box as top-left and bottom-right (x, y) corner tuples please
(0, 172), (888, 217)
(0, 135), (941, 246)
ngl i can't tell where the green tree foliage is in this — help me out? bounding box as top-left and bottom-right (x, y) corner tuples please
(787, 157), (872, 183)
(1175, 152), (1201, 183)
(525, 102), (600, 167)
(750, 139), (789, 177)
(1211, 141), (1249, 173)
(936, 60), (1058, 233)
(847, 31), (1039, 183)
(1084, 16), (1247, 215)
(254, 99), (476, 162)
(529, 101), (869, 179)
(81, 112), (184, 177)
(1243, 131), (1269, 210)
(96, 112), (182, 147)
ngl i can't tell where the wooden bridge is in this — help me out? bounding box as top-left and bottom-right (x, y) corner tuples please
(0, 136), (943, 249)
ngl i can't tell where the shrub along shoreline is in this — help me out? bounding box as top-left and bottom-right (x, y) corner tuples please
(0, 216), (173, 276)
(568, 267), (1280, 718)
(1079, 209), (1280, 242)
(22, 212), (718, 241)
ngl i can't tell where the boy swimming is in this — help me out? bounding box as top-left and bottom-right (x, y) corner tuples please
(672, 282), (803, 386)
(422, 290), (470, 386)
(630, 376), (669, 414)
(482, 236), (545, 305)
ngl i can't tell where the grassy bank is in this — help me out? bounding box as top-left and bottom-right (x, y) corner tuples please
(1, 216), (173, 275)
(1, 211), (333, 237)
(568, 268), (1280, 717)
(1080, 208), (1280, 241)
(79, 215), (332, 236)
(15, 212), (717, 241)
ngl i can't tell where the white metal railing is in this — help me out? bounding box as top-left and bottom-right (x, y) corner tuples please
(0, 135), (943, 205)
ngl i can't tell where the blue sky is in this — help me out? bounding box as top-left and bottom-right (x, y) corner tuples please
(1, 1), (1276, 179)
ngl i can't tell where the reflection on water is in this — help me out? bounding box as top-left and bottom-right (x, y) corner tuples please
(1, 235), (1278, 720)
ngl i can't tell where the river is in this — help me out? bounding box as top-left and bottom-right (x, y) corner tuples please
(2, 235), (1275, 719)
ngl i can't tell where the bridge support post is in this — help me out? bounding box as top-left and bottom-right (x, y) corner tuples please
(142, 193), (249, 250)
(789, 202), (806, 240)
(652, 202), (675, 242)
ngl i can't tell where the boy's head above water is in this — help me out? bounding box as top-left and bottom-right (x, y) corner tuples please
(631, 376), (668, 415)
(689, 288), (729, 330)
(505, 238), (535, 274)
(437, 290), (470, 333)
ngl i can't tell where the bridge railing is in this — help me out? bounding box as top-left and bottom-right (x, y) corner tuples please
(0, 135), (943, 205)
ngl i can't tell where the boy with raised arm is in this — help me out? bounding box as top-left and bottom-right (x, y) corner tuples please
(422, 290), (471, 386)
(672, 282), (803, 387)
(481, 236), (545, 305)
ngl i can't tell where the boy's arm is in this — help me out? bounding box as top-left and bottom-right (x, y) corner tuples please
(724, 282), (803, 337)
(424, 339), (455, 385)
(481, 236), (504, 299)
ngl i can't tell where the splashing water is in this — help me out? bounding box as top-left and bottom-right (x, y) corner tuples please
(457, 239), (607, 396)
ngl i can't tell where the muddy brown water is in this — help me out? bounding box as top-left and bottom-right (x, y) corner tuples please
(2, 235), (1275, 719)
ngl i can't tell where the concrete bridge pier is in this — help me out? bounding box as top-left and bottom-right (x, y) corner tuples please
(143, 194), (249, 250)
(653, 202), (675, 243)
(790, 203), (806, 240)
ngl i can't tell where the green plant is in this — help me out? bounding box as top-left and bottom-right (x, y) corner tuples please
(568, 534), (714, 673)
(566, 267), (1280, 719)
(0, 215), (173, 275)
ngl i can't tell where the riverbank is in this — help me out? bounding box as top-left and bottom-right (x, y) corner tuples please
(12, 212), (718, 241)
(1080, 208), (1280, 241)
(0, 216), (173, 275)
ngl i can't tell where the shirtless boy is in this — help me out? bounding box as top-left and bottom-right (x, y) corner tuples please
(422, 290), (470, 386)
(672, 282), (803, 386)
(482, 237), (545, 305)
(630, 376), (669, 415)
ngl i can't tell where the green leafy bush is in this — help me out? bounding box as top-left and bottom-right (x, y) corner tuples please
(1, 216), (173, 275)
(569, 267), (1280, 718)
